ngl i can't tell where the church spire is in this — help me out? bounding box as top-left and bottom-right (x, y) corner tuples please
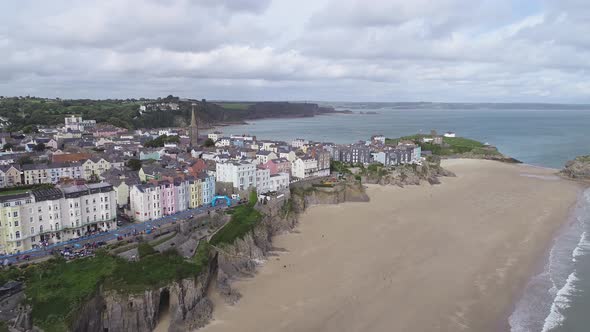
(190, 103), (197, 127)
(190, 103), (198, 148)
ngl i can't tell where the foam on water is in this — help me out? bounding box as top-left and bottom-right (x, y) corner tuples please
(510, 188), (590, 332)
(572, 232), (590, 262)
(541, 272), (579, 332)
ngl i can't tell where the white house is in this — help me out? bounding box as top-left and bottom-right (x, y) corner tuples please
(291, 138), (308, 149)
(269, 172), (290, 192)
(207, 131), (222, 142)
(255, 167), (271, 194)
(444, 132), (456, 138)
(216, 161), (257, 191)
(291, 157), (318, 179)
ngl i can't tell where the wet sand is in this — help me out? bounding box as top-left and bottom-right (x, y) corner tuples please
(201, 159), (581, 332)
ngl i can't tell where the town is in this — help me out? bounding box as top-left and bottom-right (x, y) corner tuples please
(0, 105), (450, 257)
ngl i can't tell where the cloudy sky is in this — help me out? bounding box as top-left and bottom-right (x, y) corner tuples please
(1, 0), (589, 102)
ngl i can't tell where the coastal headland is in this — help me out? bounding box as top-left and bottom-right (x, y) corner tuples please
(201, 159), (582, 332)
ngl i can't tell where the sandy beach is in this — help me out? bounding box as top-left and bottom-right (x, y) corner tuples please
(201, 159), (581, 332)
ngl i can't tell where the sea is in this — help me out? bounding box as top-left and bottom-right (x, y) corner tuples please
(209, 102), (590, 331)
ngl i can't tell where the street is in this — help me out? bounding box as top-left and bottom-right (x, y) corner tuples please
(1, 201), (236, 264)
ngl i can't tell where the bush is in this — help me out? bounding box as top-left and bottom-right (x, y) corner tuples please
(210, 205), (262, 246)
(248, 190), (258, 207)
(137, 242), (156, 258)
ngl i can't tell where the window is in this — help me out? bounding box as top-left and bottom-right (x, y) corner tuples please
(13, 211), (18, 217)
(38, 216), (42, 221)
(38, 207), (42, 213)
(39, 225), (43, 233)
(14, 220), (18, 227)
(31, 236), (35, 242)
(55, 223), (59, 230)
(31, 227), (34, 234)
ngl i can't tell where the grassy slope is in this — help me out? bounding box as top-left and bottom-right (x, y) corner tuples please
(209, 204), (262, 246)
(385, 135), (499, 156)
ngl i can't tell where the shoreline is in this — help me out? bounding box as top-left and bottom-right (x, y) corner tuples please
(201, 159), (581, 332)
(504, 184), (586, 332)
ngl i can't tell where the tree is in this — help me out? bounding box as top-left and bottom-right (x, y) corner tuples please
(88, 173), (100, 184)
(33, 142), (46, 152)
(18, 155), (33, 165)
(248, 190), (258, 207)
(203, 138), (215, 147)
(2, 143), (14, 151)
(126, 158), (142, 171)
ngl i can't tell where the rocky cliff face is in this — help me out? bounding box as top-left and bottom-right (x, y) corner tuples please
(362, 156), (456, 186)
(71, 257), (216, 332)
(215, 181), (367, 303)
(56, 182), (368, 332)
(561, 156), (590, 180)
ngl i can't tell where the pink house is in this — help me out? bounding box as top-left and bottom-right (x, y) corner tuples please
(160, 181), (177, 216)
(261, 158), (291, 175)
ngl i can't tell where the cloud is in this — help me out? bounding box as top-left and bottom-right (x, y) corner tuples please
(0, 0), (589, 102)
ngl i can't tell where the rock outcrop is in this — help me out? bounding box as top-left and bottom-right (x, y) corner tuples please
(215, 181), (367, 303)
(71, 257), (216, 332)
(361, 156), (456, 187)
(561, 156), (590, 180)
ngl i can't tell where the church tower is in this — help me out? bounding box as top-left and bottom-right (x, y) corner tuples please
(190, 103), (198, 148)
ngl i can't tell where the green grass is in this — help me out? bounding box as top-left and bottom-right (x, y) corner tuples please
(192, 241), (210, 274)
(0, 188), (30, 196)
(215, 102), (253, 110)
(385, 134), (499, 157)
(105, 250), (197, 294)
(0, 184), (55, 197)
(1, 246), (209, 331)
(209, 205), (263, 246)
(24, 254), (118, 332)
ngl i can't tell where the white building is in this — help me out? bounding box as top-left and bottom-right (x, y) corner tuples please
(216, 161), (257, 191)
(269, 173), (290, 192)
(207, 131), (222, 142)
(291, 157), (318, 179)
(291, 138), (308, 149)
(444, 132), (456, 138)
(255, 168), (271, 194)
(0, 183), (116, 254)
(64, 115), (96, 132)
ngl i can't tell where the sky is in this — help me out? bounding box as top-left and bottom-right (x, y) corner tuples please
(1, 0), (589, 102)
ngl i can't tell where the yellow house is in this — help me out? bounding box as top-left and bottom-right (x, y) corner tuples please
(189, 178), (203, 209)
(83, 158), (111, 180)
(0, 193), (28, 254)
(4, 166), (22, 187)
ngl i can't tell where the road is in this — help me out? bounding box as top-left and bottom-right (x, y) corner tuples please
(1, 201), (237, 264)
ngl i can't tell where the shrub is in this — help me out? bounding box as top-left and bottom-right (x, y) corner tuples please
(137, 242), (156, 259)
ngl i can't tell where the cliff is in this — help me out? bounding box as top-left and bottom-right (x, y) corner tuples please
(214, 181), (368, 304)
(561, 155), (590, 180)
(13, 182), (367, 332)
(71, 257), (216, 332)
(361, 156), (456, 186)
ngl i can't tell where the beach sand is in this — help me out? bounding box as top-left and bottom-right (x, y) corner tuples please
(200, 159), (581, 332)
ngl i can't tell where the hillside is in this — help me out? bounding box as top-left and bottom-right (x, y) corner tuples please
(385, 134), (520, 163)
(0, 96), (339, 131)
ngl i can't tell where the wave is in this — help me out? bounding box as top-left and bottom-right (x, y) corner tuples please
(510, 188), (590, 332)
(572, 231), (590, 262)
(541, 272), (579, 332)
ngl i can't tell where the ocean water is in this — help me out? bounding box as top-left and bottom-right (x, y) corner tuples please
(210, 103), (590, 331)
(214, 104), (590, 169)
